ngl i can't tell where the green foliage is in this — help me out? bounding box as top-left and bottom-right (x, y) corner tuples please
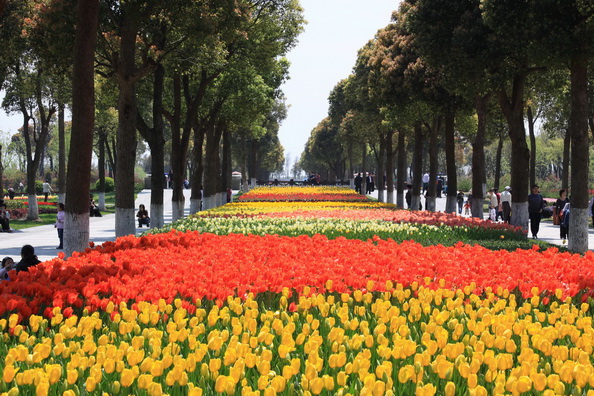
(95, 177), (114, 193)
(35, 181), (43, 195)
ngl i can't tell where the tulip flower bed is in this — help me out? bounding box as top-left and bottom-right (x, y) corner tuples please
(238, 187), (369, 202)
(1, 186), (592, 395)
(149, 215), (528, 248)
(1, 258), (594, 395)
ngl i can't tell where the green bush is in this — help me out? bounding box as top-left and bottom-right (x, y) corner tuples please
(35, 180), (43, 194)
(94, 177), (115, 193)
(5, 200), (25, 210)
(456, 176), (472, 193)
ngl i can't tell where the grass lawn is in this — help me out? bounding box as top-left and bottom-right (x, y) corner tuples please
(10, 213), (58, 230)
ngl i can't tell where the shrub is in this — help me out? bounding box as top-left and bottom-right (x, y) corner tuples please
(8, 208), (27, 220)
(4, 200), (25, 210)
(35, 180), (44, 194)
(94, 177), (115, 193)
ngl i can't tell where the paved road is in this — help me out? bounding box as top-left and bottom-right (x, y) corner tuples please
(1, 188), (591, 263)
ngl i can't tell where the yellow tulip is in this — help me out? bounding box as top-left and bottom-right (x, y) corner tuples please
(148, 382), (164, 396)
(468, 373), (478, 389)
(445, 381), (455, 396)
(215, 376), (229, 394)
(64, 368), (78, 386)
(188, 387), (203, 396)
(373, 380), (385, 396)
(85, 377), (97, 393)
(310, 378), (324, 395)
(120, 368), (135, 387)
(48, 365), (61, 384)
(3, 365), (18, 383)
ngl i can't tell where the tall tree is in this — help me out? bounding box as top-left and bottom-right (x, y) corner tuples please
(64, 0), (99, 256)
(536, 0), (594, 253)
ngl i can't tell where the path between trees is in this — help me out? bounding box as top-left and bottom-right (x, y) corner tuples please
(0, 189), (589, 263)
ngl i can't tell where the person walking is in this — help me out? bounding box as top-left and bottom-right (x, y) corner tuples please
(354, 173), (362, 194)
(501, 186), (512, 223)
(55, 203), (65, 249)
(528, 184), (545, 239)
(456, 191), (464, 215)
(488, 189), (498, 221)
(422, 173), (429, 193)
(42, 180), (53, 202)
(365, 173), (373, 194)
(555, 189), (569, 244)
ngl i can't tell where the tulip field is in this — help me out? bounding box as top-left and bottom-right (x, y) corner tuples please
(2, 187), (594, 395)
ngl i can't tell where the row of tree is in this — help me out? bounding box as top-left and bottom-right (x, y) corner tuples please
(300, 0), (594, 253)
(0, 0), (305, 256)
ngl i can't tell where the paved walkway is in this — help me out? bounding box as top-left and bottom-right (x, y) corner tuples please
(1, 189), (592, 263)
(0, 189), (193, 262)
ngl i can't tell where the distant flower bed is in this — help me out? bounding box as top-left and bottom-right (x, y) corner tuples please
(238, 186), (369, 202)
(22, 201), (57, 206)
(12, 195), (57, 201)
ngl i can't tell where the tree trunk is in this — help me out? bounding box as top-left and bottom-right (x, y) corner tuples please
(106, 136), (116, 178)
(241, 134), (249, 192)
(222, 126), (232, 201)
(385, 131), (394, 204)
(426, 117), (439, 212)
(444, 111), (457, 213)
(22, 110), (39, 221)
(137, 63), (166, 228)
(562, 128), (570, 190)
(499, 74), (530, 230)
(411, 122), (423, 211)
(361, 144), (367, 195)
(57, 102), (66, 203)
(203, 121), (223, 210)
(64, 0), (98, 256)
(527, 106), (536, 189)
(377, 140), (385, 203)
(115, 18), (139, 237)
(190, 122), (206, 214)
(348, 140), (354, 189)
(168, 74), (185, 222)
(97, 131), (106, 211)
(171, 71), (216, 216)
(396, 129), (406, 208)
(494, 132), (504, 191)
(568, 50), (589, 253)
(471, 95), (489, 219)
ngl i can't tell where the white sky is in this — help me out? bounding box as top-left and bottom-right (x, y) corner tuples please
(278, 0), (399, 163)
(0, 1), (400, 158)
